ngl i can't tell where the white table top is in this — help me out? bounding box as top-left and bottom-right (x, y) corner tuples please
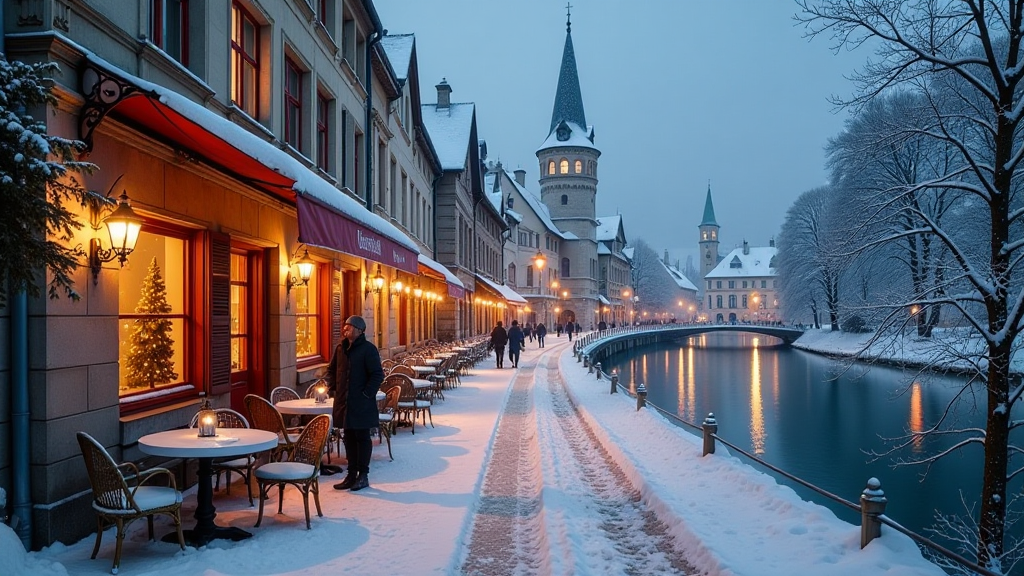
(451, 346), (470, 351)
(423, 358), (443, 366)
(275, 398), (334, 415)
(410, 365), (436, 375)
(139, 428), (278, 458)
(412, 379), (432, 389)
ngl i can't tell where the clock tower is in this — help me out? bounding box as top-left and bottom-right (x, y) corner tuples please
(699, 184), (720, 280)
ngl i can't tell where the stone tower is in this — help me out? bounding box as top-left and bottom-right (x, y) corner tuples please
(537, 8), (600, 326)
(699, 184), (720, 280)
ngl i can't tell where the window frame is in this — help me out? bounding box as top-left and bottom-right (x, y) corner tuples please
(316, 90), (332, 173)
(151, 0), (189, 66)
(295, 261), (330, 368)
(231, 1), (261, 118)
(284, 56), (303, 150)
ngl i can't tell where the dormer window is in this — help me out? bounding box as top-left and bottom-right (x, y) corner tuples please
(556, 120), (571, 141)
(729, 256), (742, 268)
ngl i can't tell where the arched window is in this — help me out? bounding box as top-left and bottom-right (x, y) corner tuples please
(559, 159), (569, 174)
(702, 231), (708, 240)
(560, 257), (570, 277)
(560, 194), (568, 205)
(548, 160), (555, 175)
(711, 230), (716, 240)
(574, 160), (582, 173)
(508, 263), (516, 286)
(728, 295), (737, 308)
(716, 295), (723, 308)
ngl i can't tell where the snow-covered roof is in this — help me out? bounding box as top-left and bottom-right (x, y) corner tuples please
(421, 103), (475, 171)
(418, 253), (464, 289)
(475, 274), (528, 304)
(84, 55), (418, 255)
(536, 120), (598, 154)
(596, 215), (623, 242)
(380, 34), (414, 81)
(501, 169), (565, 238)
(561, 231), (580, 240)
(622, 246), (634, 261)
(597, 243), (611, 255)
(705, 246), (777, 279)
(661, 260), (699, 292)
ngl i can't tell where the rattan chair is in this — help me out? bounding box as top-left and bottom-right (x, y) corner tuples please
(244, 394), (298, 461)
(390, 373), (432, 434)
(377, 385), (401, 460)
(253, 414), (331, 529)
(77, 432), (185, 574)
(270, 386), (300, 404)
(188, 408), (256, 505)
(381, 358), (397, 374)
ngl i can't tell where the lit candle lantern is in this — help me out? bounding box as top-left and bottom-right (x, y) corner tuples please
(314, 380), (329, 404)
(196, 392), (217, 437)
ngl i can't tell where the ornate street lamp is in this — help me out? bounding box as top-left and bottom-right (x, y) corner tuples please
(90, 191), (142, 284)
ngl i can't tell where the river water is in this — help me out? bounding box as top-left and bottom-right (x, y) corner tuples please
(602, 331), (1023, 558)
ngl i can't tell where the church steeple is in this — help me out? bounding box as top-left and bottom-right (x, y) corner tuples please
(700, 183), (718, 227)
(549, 4), (587, 133)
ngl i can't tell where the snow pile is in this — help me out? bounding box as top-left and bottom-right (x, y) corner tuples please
(0, 524), (67, 576)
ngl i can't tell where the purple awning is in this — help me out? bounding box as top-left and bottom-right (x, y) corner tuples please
(297, 194), (418, 274)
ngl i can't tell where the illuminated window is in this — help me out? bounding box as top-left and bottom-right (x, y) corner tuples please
(118, 231), (189, 397)
(295, 264), (320, 359)
(742, 295), (748, 308)
(230, 252), (249, 372)
(548, 160), (555, 175)
(574, 160), (582, 173)
(702, 231), (707, 240)
(559, 159), (569, 174)
(151, 0), (188, 65)
(231, 2), (260, 117)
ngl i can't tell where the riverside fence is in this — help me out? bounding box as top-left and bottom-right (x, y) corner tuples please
(572, 326), (999, 576)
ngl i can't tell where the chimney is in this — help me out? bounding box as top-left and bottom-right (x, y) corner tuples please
(664, 249), (670, 265)
(514, 169), (526, 187)
(770, 237), (775, 248)
(743, 240), (749, 255)
(436, 78), (452, 109)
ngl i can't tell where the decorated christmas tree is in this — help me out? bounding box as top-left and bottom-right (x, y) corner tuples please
(123, 257), (178, 389)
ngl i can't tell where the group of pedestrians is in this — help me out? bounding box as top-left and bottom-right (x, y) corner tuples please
(490, 316), (592, 368)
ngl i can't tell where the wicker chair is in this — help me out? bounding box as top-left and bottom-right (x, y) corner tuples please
(390, 374), (432, 434)
(270, 386), (300, 404)
(253, 414), (332, 529)
(187, 408), (256, 505)
(77, 432), (185, 574)
(377, 386), (401, 460)
(244, 394), (298, 461)
(381, 358), (397, 374)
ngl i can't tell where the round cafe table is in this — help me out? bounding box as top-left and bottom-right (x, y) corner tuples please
(138, 428), (277, 547)
(274, 398), (343, 475)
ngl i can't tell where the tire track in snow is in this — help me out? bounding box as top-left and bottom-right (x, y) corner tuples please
(537, 354), (698, 575)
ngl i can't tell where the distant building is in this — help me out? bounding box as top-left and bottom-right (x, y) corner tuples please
(699, 184), (722, 280)
(660, 251), (699, 322)
(596, 215), (631, 325)
(705, 240), (779, 323)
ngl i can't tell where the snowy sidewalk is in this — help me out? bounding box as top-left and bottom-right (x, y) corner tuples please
(7, 336), (948, 575)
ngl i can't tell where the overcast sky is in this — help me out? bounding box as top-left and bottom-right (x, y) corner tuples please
(375, 0), (869, 269)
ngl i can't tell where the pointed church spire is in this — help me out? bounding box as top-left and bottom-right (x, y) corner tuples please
(549, 3), (587, 133)
(700, 182), (718, 227)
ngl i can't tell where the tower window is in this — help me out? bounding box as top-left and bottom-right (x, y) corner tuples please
(574, 160), (582, 173)
(560, 194), (568, 205)
(560, 159), (569, 174)
(702, 231), (707, 240)
(548, 160), (555, 175)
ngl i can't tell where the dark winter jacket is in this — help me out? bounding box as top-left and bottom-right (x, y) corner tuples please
(565, 322), (575, 335)
(326, 333), (384, 429)
(507, 325), (525, 353)
(490, 325), (509, 349)
(536, 323), (547, 337)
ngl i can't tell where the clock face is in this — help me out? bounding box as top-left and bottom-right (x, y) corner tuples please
(705, 251), (711, 260)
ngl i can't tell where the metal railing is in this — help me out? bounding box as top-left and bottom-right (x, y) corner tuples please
(575, 335), (999, 576)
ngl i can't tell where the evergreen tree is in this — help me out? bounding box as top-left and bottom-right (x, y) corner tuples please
(123, 258), (177, 389)
(0, 56), (94, 307)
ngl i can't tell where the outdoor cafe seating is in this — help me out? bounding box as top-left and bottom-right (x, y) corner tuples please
(253, 414), (332, 530)
(76, 431), (185, 574)
(187, 407), (256, 506)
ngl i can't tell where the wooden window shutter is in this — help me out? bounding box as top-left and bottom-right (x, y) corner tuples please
(210, 231), (232, 395)
(331, 267), (342, 350)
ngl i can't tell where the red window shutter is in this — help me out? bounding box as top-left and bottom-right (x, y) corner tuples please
(331, 267), (342, 349)
(210, 231), (232, 395)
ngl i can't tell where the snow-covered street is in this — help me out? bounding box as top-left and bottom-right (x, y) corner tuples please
(5, 334), (948, 575)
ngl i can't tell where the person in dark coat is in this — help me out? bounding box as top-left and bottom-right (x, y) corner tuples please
(556, 322), (563, 337)
(490, 321), (509, 368)
(565, 320), (575, 340)
(535, 322), (547, 348)
(327, 315), (384, 491)
(507, 320), (526, 368)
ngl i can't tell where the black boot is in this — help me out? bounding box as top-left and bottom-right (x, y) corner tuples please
(350, 473), (369, 491)
(333, 473), (357, 490)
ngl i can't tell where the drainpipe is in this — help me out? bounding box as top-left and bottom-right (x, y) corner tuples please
(364, 30), (384, 212)
(11, 287), (31, 549)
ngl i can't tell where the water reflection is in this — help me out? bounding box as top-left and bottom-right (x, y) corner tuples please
(687, 346), (696, 423)
(909, 381), (924, 453)
(750, 339), (766, 454)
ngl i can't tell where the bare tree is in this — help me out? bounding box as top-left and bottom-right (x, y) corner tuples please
(626, 239), (677, 317)
(777, 186), (844, 330)
(800, 1), (1024, 568)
